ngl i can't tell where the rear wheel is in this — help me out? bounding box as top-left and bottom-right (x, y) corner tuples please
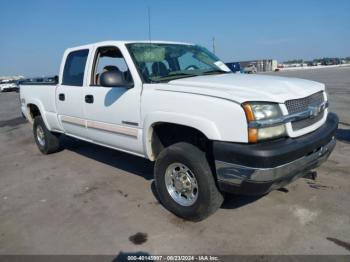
(33, 116), (60, 154)
(154, 142), (223, 221)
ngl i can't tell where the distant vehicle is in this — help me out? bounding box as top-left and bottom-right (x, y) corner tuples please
(322, 59), (333, 66)
(20, 40), (338, 221)
(243, 64), (257, 74)
(0, 81), (19, 92)
(225, 62), (241, 73)
(321, 58), (341, 66)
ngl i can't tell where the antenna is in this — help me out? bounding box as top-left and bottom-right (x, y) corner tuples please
(212, 37), (216, 54)
(148, 6), (152, 43)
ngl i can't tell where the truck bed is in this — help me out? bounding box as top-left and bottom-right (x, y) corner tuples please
(20, 82), (61, 132)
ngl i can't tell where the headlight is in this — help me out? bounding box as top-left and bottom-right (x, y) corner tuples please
(242, 102), (286, 143)
(249, 103), (282, 120)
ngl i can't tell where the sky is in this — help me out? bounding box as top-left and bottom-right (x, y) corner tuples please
(0, 0), (349, 77)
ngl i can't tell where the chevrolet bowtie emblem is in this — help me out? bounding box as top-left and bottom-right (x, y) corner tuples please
(309, 104), (324, 118)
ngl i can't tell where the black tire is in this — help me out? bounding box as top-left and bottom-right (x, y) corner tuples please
(154, 142), (224, 221)
(33, 116), (60, 154)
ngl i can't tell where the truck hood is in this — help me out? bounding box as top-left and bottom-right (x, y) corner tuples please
(165, 73), (325, 103)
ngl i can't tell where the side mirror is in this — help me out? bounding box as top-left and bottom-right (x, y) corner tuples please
(100, 71), (133, 88)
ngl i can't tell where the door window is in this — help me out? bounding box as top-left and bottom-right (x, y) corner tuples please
(62, 49), (89, 86)
(91, 46), (133, 86)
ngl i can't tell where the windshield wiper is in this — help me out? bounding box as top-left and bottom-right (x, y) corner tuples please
(154, 73), (200, 82)
(202, 69), (231, 75)
(150, 70), (230, 83)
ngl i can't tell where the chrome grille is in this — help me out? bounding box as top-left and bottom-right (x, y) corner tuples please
(285, 91), (324, 114)
(285, 92), (325, 131)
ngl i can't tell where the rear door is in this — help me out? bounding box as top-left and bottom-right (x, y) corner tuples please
(56, 48), (90, 138)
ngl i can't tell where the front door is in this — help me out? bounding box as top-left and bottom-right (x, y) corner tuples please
(83, 45), (143, 155)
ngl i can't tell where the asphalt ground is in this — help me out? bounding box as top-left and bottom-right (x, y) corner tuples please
(0, 67), (349, 256)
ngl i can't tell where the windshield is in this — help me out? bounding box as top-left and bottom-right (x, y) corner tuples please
(126, 43), (231, 83)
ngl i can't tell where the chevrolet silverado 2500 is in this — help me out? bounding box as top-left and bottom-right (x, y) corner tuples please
(20, 41), (338, 221)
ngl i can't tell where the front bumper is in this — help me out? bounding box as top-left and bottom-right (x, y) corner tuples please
(214, 113), (338, 195)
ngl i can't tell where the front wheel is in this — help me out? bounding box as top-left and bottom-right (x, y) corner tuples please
(154, 142), (223, 221)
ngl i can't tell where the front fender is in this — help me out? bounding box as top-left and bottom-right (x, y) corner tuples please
(143, 111), (221, 160)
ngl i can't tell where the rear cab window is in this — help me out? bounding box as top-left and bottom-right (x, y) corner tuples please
(62, 49), (89, 86)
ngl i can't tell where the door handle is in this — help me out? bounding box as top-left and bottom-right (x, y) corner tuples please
(85, 95), (94, 104)
(59, 93), (65, 101)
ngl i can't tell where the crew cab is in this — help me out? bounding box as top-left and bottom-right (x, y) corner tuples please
(20, 41), (338, 221)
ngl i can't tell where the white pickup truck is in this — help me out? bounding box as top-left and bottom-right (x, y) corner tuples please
(20, 41), (338, 221)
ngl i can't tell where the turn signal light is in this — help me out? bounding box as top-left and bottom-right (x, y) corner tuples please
(248, 128), (258, 143)
(242, 103), (255, 122)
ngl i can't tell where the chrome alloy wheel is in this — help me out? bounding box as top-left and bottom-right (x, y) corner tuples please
(36, 126), (45, 147)
(164, 163), (198, 206)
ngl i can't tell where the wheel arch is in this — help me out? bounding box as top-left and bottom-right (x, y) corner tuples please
(25, 100), (51, 130)
(143, 112), (221, 161)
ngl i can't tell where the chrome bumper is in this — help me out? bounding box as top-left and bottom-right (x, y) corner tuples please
(216, 137), (336, 186)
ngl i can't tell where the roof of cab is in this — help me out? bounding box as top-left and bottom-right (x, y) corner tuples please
(66, 40), (193, 52)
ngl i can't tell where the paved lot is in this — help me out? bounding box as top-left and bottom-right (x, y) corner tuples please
(0, 67), (349, 255)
